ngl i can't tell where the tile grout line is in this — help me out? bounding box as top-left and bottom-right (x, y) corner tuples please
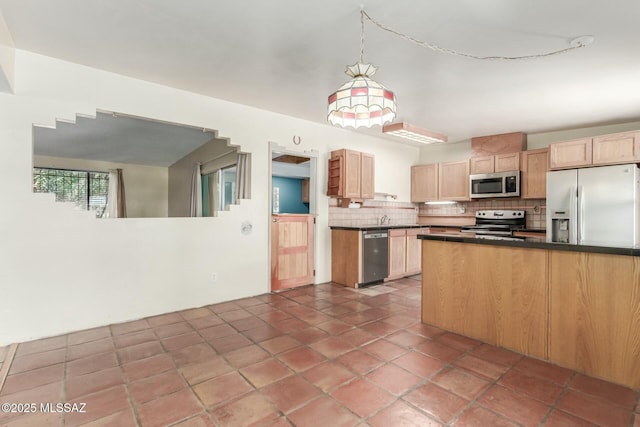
(0, 343), (18, 395)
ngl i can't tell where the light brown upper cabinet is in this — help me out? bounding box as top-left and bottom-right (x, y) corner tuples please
(520, 148), (549, 199)
(592, 131), (640, 166)
(469, 152), (520, 175)
(327, 149), (375, 200)
(549, 138), (593, 169)
(411, 163), (438, 202)
(549, 131), (640, 170)
(438, 160), (470, 201)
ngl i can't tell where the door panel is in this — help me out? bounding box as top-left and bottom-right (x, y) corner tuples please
(271, 214), (315, 291)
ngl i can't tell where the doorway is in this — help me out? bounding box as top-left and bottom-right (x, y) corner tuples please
(269, 142), (318, 291)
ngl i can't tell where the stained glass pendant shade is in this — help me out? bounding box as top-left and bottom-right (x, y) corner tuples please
(327, 63), (396, 128)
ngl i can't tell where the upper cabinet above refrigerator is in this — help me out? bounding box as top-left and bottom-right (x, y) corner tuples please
(550, 131), (640, 170)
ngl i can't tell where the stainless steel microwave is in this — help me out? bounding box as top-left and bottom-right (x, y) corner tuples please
(469, 170), (520, 198)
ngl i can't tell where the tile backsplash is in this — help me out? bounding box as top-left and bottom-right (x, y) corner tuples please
(419, 199), (547, 229)
(328, 199), (418, 227)
(328, 198), (547, 229)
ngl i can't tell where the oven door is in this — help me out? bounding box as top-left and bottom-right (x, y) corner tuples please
(470, 174), (505, 198)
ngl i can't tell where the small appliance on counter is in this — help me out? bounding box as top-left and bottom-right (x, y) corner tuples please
(461, 210), (526, 240)
(469, 171), (520, 198)
(546, 163), (640, 247)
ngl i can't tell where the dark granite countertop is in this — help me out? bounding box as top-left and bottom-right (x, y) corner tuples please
(330, 224), (427, 231)
(418, 233), (640, 257)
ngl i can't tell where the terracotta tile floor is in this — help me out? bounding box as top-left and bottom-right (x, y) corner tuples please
(0, 275), (638, 426)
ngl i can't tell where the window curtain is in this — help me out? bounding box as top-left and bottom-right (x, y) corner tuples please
(189, 162), (203, 217)
(235, 153), (251, 200)
(106, 168), (127, 218)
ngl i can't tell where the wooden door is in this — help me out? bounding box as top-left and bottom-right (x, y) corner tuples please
(549, 138), (592, 169)
(360, 152), (375, 199)
(411, 164), (438, 202)
(469, 156), (494, 174)
(521, 148), (548, 199)
(438, 160), (470, 201)
(495, 152), (520, 172)
(592, 131), (640, 166)
(271, 214), (314, 291)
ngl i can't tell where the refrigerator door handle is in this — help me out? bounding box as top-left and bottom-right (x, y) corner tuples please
(577, 185), (584, 245)
(569, 185), (578, 245)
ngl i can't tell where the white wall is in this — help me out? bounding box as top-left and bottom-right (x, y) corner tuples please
(34, 155), (169, 218)
(0, 50), (420, 345)
(0, 10), (14, 93)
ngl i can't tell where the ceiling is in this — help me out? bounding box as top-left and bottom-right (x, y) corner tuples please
(3, 0), (640, 144)
(34, 112), (218, 166)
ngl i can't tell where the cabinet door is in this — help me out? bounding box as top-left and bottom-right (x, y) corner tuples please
(405, 229), (422, 274)
(469, 156), (494, 174)
(495, 152), (520, 172)
(549, 138), (592, 169)
(360, 152), (375, 199)
(438, 160), (470, 201)
(388, 229), (407, 278)
(592, 131), (640, 166)
(343, 150), (362, 198)
(411, 164), (438, 202)
(521, 148), (548, 199)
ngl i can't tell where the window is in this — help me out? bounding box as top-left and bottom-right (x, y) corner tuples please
(220, 165), (236, 211)
(33, 168), (110, 217)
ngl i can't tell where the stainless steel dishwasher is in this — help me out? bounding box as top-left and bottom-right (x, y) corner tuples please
(361, 230), (389, 285)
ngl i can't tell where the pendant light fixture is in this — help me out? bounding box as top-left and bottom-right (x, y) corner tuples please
(327, 10), (396, 128)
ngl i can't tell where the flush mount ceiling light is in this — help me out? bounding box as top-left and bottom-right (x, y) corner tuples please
(383, 122), (448, 144)
(327, 10), (396, 129)
(328, 9), (594, 136)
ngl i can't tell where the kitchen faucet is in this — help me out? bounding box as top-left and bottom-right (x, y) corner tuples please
(379, 215), (391, 225)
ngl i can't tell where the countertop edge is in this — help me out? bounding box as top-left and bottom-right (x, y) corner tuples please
(418, 234), (640, 257)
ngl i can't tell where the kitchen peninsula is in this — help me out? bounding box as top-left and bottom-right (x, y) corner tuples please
(419, 233), (640, 389)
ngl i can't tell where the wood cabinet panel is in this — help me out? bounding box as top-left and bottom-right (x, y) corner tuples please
(469, 156), (494, 174)
(438, 160), (470, 201)
(388, 230), (407, 279)
(344, 150), (362, 198)
(331, 230), (361, 287)
(521, 148), (548, 199)
(411, 164), (438, 202)
(405, 230), (422, 274)
(328, 149), (375, 200)
(549, 138), (593, 169)
(592, 131), (640, 166)
(495, 152), (520, 172)
(549, 251), (640, 388)
(422, 240), (547, 358)
(360, 152), (375, 199)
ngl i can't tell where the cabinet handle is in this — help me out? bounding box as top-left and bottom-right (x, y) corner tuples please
(272, 218), (279, 222)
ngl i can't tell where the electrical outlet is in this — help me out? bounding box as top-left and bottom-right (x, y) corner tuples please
(210, 272), (218, 283)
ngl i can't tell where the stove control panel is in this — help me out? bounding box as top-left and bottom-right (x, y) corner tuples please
(476, 210), (525, 219)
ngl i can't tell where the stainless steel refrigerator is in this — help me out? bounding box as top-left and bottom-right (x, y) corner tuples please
(546, 163), (640, 247)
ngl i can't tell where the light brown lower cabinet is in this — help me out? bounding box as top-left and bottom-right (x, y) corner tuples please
(422, 240), (548, 359)
(388, 228), (425, 280)
(549, 251), (640, 388)
(421, 239), (640, 389)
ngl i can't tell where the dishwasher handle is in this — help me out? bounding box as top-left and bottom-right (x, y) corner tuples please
(363, 232), (388, 239)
